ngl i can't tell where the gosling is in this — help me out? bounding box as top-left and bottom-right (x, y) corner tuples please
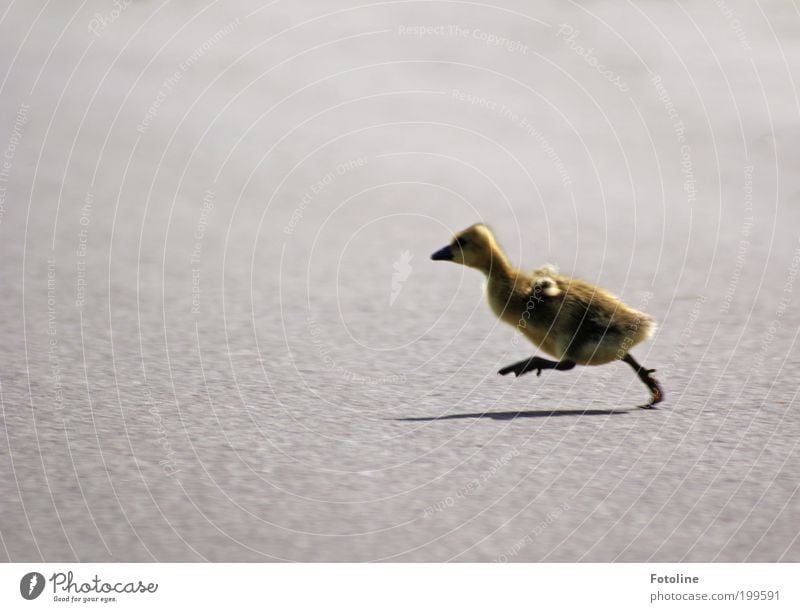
(431, 224), (663, 408)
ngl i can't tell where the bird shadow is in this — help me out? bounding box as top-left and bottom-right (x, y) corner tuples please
(397, 408), (629, 422)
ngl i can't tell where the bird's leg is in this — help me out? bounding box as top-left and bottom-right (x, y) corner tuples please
(622, 353), (664, 408)
(499, 357), (575, 378)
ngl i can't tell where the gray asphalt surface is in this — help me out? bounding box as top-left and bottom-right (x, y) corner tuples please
(1, 0), (799, 562)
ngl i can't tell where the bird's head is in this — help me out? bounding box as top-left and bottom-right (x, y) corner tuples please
(430, 223), (501, 272)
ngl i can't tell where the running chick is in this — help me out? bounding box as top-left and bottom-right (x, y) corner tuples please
(431, 224), (663, 408)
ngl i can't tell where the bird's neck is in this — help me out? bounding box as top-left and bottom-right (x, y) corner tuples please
(480, 247), (515, 281)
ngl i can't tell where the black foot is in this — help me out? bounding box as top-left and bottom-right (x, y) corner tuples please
(623, 354), (664, 409)
(638, 368), (663, 408)
(499, 357), (575, 378)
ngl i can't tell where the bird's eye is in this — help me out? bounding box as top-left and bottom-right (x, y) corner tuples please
(455, 238), (468, 249)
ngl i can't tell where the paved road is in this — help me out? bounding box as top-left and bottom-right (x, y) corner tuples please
(1, 0), (799, 561)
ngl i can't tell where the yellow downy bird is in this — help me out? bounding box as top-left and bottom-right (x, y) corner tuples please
(431, 224), (663, 408)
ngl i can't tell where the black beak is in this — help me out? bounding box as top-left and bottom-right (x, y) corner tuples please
(430, 245), (454, 261)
